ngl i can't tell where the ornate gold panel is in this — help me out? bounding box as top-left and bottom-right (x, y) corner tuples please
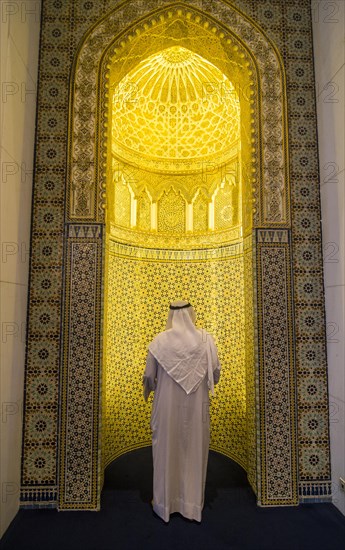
(157, 188), (186, 233)
(103, 241), (249, 470)
(193, 191), (209, 233)
(137, 191), (151, 231)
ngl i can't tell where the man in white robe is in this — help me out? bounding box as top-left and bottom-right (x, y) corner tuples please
(143, 300), (221, 523)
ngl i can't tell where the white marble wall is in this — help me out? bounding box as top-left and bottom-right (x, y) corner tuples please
(0, 0), (41, 538)
(312, 0), (345, 516)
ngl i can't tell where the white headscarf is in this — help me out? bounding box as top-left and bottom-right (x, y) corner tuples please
(148, 300), (218, 395)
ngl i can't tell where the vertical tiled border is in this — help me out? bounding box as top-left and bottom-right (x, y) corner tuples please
(256, 229), (298, 505)
(58, 224), (103, 509)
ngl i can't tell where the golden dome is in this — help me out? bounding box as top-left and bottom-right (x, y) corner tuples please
(112, 46), (240, 173)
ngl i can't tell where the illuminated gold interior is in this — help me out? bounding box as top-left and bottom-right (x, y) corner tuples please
(108, 46), (242, 248)
(112, 46), (240, 168)
(103, 35), (255, 477)
(103, 250), (248, 467)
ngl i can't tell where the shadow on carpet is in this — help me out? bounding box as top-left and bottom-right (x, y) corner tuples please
(1, 447), (344, 550)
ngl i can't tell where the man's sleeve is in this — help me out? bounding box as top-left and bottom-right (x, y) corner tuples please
(213, 364), (221, 385)
(210, 335), (221, 386)
(142, 350), (158, 402)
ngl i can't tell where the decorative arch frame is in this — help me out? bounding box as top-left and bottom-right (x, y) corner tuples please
(67, 2), (290, 228)
(61, 1), (295, 509)
(21, 0), (331, 513)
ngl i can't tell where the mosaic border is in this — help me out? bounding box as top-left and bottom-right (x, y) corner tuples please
(20, 0), (331, 508)
(62, 0), (292, 507)
(58, 224), (103, 509)
(256, 229), (298, 505)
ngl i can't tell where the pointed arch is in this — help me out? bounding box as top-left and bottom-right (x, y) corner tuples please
(57, 1), (297, 510)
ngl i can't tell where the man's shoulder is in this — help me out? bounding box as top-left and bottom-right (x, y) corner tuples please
(149, 330), (169, 346)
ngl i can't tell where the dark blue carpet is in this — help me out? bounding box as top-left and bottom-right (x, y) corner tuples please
(1, 447), (344, 550)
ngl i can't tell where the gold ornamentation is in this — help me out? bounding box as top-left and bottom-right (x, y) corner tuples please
(68, 4), (291, 228)
(112, 46), (240, 172)
(137, 191), (151, 231)
(193, 191), (209, 232)
(103, 242), (250, 470)
(215, 179), (236, 230)
(114, 175), (131, 228)
(157, 188), (186, 233)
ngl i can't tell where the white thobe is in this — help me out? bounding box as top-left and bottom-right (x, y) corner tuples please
(143, 349), (220, 522)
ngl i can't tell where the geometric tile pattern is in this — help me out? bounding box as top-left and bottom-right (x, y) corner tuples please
(21, 0), (331, 508)
(256, 230), (298, 505)
(234, 0), (331, 501)
(58, 224), (103, 509)
(67, 0), (295, 508)
(103, 247), (248, 471)
(71, 3), (290, 228)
